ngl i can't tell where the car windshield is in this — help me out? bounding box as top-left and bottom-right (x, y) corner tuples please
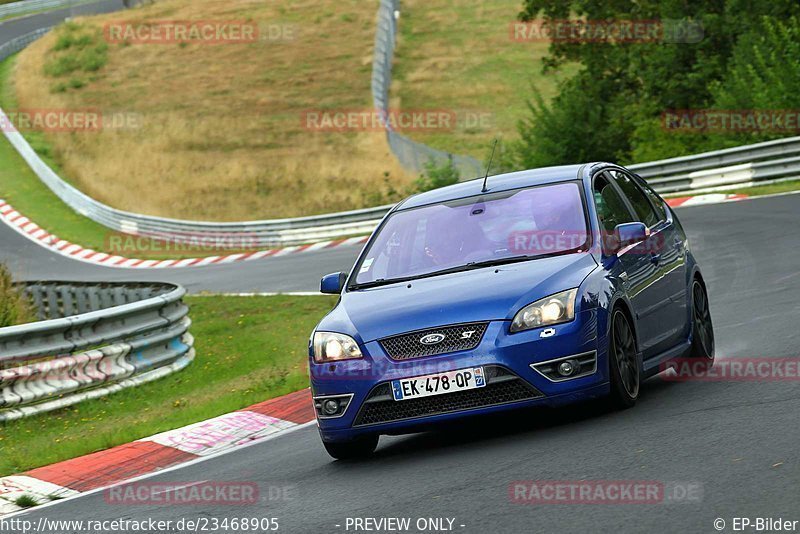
(353, 181), (589, 286)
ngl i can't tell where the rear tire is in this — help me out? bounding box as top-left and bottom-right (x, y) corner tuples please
(690, 280), (715, 364)
(323, 434), (379, 460)
(607, 309), (640, 409)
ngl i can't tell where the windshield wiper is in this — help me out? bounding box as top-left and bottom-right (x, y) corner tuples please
(348, 277), (415, 290)
(461, 255), (536, 269)
(419, 255), (539, 278)
(349, 255), (538, 290)
(349, 245), (588, 291)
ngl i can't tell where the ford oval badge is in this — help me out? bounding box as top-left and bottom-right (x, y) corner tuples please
(419, 333), (446, 345)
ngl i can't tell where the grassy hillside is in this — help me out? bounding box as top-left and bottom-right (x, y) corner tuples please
(5, 0), (574, 223)
(391, 0), (578, 160)
(0, 56), (266, 260)
(10, 0), (414, 221)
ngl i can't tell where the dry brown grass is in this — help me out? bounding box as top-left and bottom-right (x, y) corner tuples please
(13, 0), (415, 221)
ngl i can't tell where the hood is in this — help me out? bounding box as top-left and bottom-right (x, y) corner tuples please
(318, 253), (598, 343)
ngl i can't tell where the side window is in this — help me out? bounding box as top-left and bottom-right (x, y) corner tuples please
(593, 174), (636, 241)
(610, 170), (660, 227)
(636, 177), (668, 222)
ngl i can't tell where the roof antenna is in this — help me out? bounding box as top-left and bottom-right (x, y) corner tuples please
(482, 139), (498, 193)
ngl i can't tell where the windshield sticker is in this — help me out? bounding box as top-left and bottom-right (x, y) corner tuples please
(359, 258), (374, 274)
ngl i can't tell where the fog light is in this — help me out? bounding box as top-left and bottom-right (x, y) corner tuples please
(322, 399), (339, 415)
(314, 394), (353, 418)
(557, 360), (580, 377)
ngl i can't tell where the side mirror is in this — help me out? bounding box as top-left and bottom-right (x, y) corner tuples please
(614, 222), (647, 251)
(320, 272), (347, 294)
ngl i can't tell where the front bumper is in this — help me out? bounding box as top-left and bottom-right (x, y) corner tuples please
(310, 309), (609, 442)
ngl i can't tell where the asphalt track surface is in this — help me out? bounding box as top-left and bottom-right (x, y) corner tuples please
(3, 4), (800, 533)
(0, 0), (124, 39)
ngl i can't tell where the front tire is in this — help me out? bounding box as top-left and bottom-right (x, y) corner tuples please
(607, 309), (640, 409)
(323, 434), (379, 460)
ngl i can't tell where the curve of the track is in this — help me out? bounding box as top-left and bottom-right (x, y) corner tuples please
(0, 1), (355, 293)
(11, 193), (800, 533)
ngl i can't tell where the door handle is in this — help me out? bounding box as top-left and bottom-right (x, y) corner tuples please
(650, 253), (661, 265)
(672, 238), (683, 249)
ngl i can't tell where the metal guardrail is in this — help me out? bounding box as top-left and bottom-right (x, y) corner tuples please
(0, 281), (193, 422)
(0, 0), (95, 19)
(0, 19), (799, 249)
(0, 26), (50, 57)
(629, 136), (800, 192)
(371, 0), (484, 179)
(629, 136), (800, 178)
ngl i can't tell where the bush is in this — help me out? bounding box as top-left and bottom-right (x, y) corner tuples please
(515, 73), (634, 167)
(415, 158), (460, 192)
(43, 22), (108, 90)
(358, 173), (405, 206)
(80, 43), (109, 72)
(43, 55), (81, 77)
(53, 31), (93, 52)
(14, 495), (38, 509)
(0, 264), (33, 328)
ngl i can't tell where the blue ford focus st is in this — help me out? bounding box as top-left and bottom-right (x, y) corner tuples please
(311, 163), (715, 459)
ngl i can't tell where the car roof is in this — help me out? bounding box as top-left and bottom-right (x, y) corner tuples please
(396, 163), (592, 211)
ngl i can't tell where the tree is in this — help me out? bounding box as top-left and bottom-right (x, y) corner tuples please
(515, 72), (634, 168)
(514, 0), (800, 165)
(708, 16), (800, 143)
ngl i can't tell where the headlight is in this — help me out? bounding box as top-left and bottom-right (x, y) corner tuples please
(510, 289), (578, 333)
(312, 332), (363, 363)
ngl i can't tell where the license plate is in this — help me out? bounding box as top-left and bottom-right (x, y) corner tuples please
(391, 367), (486, 401)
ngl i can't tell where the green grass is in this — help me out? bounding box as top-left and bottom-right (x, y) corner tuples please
(43, 23), (108, 91)
(663, 179), (800, 199)
(392, 0), (578, 160)
(13, 495), (38, 508)
(721, 179), (800, 197)
(0, 294), (336, 477)
(0, 263), (35, 326)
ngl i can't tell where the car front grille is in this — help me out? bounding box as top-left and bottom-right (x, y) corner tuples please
(379, 322), (489, 360)
(352, 365), (542, 427)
